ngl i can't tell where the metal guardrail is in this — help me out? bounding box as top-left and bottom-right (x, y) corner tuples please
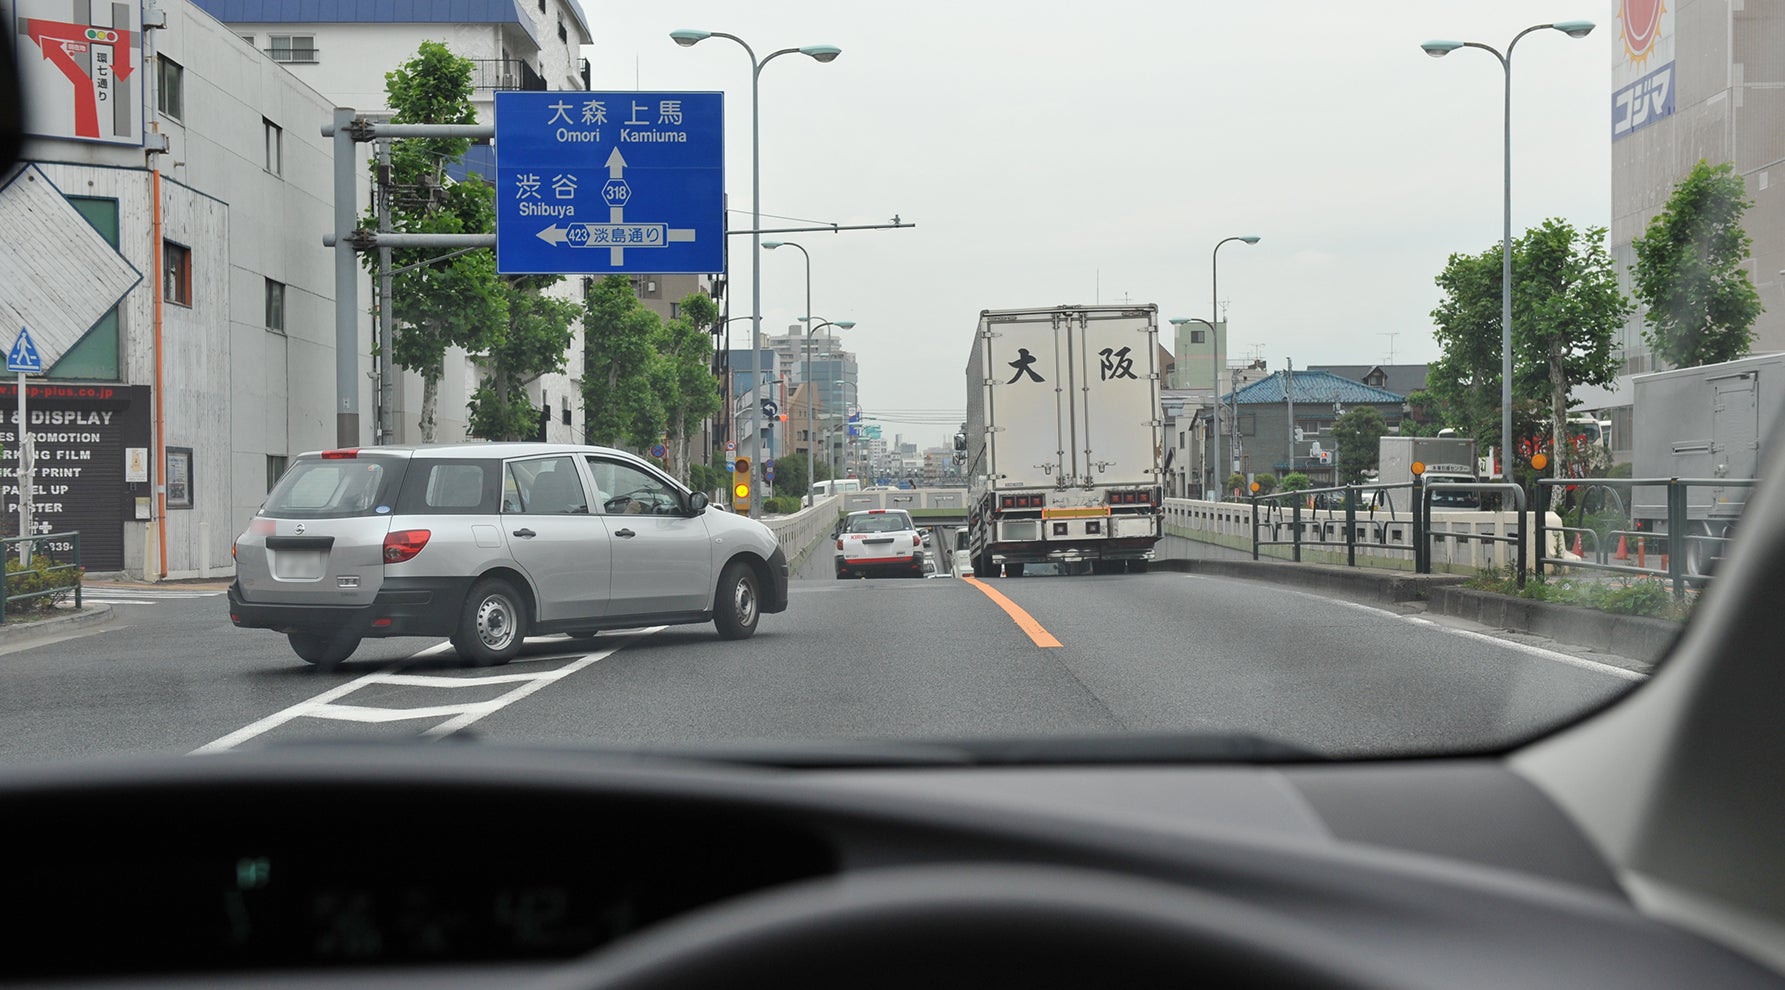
(1534, 477), (1756, 599)
(0, 531), (83, 622)
(1244, 479), (1533, 586)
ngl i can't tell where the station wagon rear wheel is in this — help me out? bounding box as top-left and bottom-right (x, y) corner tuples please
(288, 630), (360, 668)
(453, 577), (526, 666)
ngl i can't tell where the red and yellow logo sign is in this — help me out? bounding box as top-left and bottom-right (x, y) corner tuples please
(1618, 0), (1665, 63)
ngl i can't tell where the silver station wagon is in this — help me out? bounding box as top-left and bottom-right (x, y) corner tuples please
(229, 443), (789, 667)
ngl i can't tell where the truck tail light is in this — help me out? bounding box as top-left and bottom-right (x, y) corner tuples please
(837, 539), (844, 550)
(321, 448), (360, 459)
(383, 529), (431, 563)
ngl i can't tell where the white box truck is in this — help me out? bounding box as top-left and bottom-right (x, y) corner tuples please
(964, 305), (1163, 577)
(1631, 352), (1785, 572)
(1378, 435), (1480, 510)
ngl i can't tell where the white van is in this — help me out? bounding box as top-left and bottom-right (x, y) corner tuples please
(810, 479), (863, 497)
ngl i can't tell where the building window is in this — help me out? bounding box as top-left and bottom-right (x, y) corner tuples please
(239, 34), (255, 46)
(1190, 329), (1205, 344)
(266, 454), (288, 493)
(163, 241), (192, 306)
(265, 279), (285, 332)
(156, 55), (183, 120)
(561, 399), (570, 425)
(166, 447), (193, 509)
(268, 35), (316, 62)
(558, 18), (568, 43)
(264, 119), (282, 174)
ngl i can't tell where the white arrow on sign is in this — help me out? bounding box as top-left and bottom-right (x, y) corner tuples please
(536, 223), (697, 248)
(608, 148), (626, 265)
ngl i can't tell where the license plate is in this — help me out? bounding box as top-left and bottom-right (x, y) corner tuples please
(269, 549), (328, 581)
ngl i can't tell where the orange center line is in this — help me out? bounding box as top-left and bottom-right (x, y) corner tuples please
(961, 576), (1063, 648)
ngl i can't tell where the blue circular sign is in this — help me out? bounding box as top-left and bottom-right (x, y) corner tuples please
(650, 444), (667, 458)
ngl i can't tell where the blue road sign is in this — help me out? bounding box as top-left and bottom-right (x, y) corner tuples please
(765, 465), (775, 480)
(495, 91), (724, 276)
(8, 326), (43, 373)
(650, 443), (667, 458)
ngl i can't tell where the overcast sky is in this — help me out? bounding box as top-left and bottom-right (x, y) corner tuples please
(579, 1), (1614, 447)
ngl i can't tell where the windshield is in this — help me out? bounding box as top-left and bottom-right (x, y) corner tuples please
(5, 0), (1781, 771)
(845, 512), (914, 534)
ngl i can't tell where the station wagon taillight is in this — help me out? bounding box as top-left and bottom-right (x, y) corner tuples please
(383, 529), (431, 563)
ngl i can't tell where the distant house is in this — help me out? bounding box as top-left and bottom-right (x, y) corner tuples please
(1311, 363), (1430, 398)
(1227, 371), (1405, 486)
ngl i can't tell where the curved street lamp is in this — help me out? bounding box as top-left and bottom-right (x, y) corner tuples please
(1420, 21), (1594, 478)
(671, 29), (841, 515)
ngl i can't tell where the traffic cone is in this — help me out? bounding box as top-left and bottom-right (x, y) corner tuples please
(1614, 533), (1629, 560)
(1637, 537), (1646, 568)
(1571, 532), (1583, 556)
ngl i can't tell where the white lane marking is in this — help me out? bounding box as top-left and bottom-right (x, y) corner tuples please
(423, 631), (657, 738)
(191, 633), (658, 754)
(1328, 599), (1646, 683)
(190, 642), (455, 754)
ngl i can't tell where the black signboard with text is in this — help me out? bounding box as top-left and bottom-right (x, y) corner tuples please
(0, 383), (151, 571)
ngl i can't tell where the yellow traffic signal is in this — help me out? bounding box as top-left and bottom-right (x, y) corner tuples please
(732, 456), (752, 514)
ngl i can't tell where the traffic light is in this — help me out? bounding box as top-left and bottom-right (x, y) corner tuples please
(731, 456), (752, 514)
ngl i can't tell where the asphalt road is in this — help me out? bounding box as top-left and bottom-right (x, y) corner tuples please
(0, 560), (1647, 766)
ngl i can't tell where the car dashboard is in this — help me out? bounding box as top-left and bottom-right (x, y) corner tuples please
(3, 743), (1780, 989)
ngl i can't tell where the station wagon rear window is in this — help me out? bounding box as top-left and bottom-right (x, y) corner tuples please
(263, 457), (403, 518)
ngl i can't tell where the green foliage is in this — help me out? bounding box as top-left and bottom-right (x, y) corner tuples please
(1224, 472), (1247, 499)
(1331, 406), (1386, 484)
(1512, 219), (1629, 466)
(656, 293), (721, 480)
(582, 276), (666, 450)
(1427, 220), (1630, 457)
(1251, 473), (1278, 496)
(688, 455), (729, 496)
(1465, 569), (1691, 621)
(1633, 160), (1763, 369)
(774, 452), (813, 497)
(370, 42), (505, 441)
(3, 555), (82, 615)
(1395, 391), (1444, 438)
(468, 275), (579, 441)
(761, 495), (803, 514)
(1280, 472), (1311, 492)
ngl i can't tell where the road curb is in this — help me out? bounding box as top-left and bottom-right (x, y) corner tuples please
(0, 603), (115, 644)
(1425, 586), (1681, 663)
(1153, 557), (1466, 605)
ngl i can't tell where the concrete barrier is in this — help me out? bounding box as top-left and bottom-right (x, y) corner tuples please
(1162, 497), (1570, 574)
(762, 495), (844, 569)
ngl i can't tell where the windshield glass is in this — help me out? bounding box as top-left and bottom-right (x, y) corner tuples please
(845, 512), (914, 534)
(6, 0), (1781, 771)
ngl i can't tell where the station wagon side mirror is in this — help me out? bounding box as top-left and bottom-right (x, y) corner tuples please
(687, 491), (711, 514)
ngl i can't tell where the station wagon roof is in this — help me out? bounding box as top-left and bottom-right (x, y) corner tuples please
(293, 443), (638, 460)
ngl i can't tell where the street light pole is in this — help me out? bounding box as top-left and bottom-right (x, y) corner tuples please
(672, 30), (840, 516)
(791, 312), (857, 505)
(1422, 21), (1594, 479)
(1211, 235), (1259, 499)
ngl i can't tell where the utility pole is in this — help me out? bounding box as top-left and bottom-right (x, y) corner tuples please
(376, 140), (394, 445)
(1285, 358), (1295, 477)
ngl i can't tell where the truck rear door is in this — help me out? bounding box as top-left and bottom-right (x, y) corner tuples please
(1068, 307), (1158, 488)
(980, 310), (1068, 488)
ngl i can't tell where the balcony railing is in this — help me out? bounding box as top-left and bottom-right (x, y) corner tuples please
(470, 58), (546, 92)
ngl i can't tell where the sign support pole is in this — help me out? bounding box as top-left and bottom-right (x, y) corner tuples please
(17, 370), (28, 566)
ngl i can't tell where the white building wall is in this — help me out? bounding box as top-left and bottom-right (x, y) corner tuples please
(220, 6), (595, 449)
(19, 0), (349, 577)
